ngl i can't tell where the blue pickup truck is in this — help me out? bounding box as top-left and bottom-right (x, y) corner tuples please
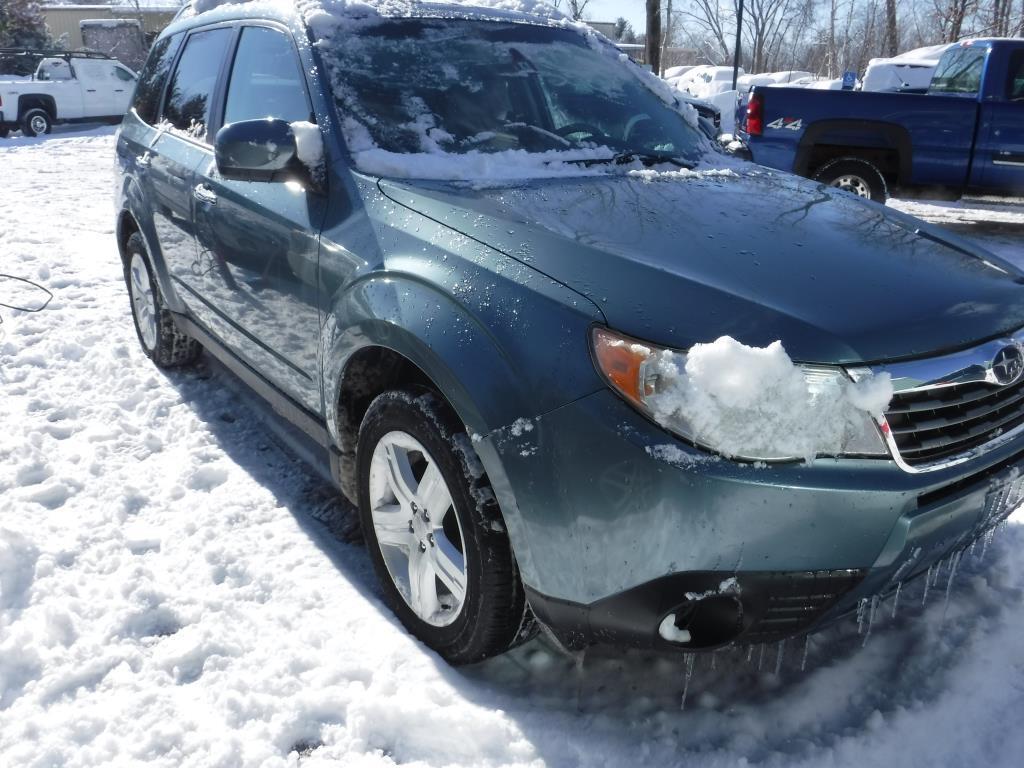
(742, 39), (1024, 201)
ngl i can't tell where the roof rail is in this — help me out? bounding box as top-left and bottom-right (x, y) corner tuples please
(0, 48), (113, 61)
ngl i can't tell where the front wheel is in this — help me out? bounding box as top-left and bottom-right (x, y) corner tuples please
(21, 108), (52, 137)
(357, 389), (531, 664)
(813, 158), (888, 202)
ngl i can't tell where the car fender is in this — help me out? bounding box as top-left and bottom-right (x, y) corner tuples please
(116, 173), (188, 314)
(322, 271), (566, 441)
(16, 93), (57, 120)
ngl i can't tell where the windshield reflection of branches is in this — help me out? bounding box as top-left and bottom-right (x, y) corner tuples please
(325, 21), (701, 160)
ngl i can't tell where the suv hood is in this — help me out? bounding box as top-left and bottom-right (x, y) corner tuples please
(378, 167), (1024, 364)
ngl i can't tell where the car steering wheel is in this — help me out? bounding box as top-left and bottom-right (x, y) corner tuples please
(556, 122), (606, 141)
(623, 113), (653, 143)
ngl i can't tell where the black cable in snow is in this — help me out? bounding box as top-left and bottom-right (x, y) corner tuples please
(0, 273), (53, 327)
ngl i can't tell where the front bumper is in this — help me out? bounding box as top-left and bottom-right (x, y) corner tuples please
(476, 389), (1024, 650)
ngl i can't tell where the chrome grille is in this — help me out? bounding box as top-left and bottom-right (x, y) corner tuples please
(885, 377), (1024, 466)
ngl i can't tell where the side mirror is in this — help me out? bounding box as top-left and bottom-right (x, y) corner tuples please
(215, 118), (301, 182)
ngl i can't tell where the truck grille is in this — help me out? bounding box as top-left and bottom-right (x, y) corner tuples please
(885, 378), (1024, 466)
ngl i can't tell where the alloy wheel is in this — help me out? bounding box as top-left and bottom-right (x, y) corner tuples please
(129, 252), (157, 350)
(368, 430), (468, 627)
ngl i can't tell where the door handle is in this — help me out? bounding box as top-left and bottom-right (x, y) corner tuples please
(193, 183), (218, 205)
(86, 88), (96, 92)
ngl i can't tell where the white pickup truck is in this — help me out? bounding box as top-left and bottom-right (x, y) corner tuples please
(0, 51), (137, 137)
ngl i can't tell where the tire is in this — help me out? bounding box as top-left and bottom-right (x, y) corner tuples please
(812, 158), (888, 202)
(0, 126), (9, 139)
(356, 388), (532, 664)
(124, 232), (201, 368)
(21, 108), (52, 137)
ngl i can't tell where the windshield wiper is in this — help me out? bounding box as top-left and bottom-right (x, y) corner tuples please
(567, 151), (694, 169)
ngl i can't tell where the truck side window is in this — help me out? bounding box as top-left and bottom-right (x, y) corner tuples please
(1008, 51), (1024, 101)
(134, 32), (183, 125)
(223, 26), (312, 125)
(162, 28), (232, 142)
(930, 47), (987, 95)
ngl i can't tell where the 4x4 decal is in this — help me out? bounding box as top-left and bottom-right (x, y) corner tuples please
(767, 117), (803, 131)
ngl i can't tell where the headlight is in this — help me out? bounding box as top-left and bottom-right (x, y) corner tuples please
(591, 327), (891, 462)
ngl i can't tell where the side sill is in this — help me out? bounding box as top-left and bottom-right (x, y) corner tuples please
(172, 312), (331, 450)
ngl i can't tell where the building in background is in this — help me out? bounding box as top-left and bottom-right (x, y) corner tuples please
(41, 3), (180, 52)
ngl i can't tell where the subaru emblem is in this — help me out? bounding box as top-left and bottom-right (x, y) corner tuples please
(992, 345), (1024, 386)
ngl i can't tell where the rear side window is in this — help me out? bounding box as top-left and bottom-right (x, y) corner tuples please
(930, 47), (987, 95)
(162, 27), (231, 141)
(224, 26), (312, 125)
(1008, 50), (1024, 101)
(133, 33), (183, 125)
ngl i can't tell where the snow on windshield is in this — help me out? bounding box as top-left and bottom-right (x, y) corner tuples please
(289, 1), (717, 181)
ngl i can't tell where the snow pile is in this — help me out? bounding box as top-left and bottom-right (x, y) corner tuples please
(644, 336), (893, 462)
(628, 166), (738, 183)
(289, 120), (324, 177)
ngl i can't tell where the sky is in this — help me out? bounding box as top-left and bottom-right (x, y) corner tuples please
(583, 0), (647, 31)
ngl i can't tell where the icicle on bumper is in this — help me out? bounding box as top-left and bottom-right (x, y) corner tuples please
(644, 336), (893, 463)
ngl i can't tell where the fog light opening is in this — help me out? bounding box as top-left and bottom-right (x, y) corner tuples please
(658, 595), (744, 648)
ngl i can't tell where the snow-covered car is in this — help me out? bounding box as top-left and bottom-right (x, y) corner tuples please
(862, 43), (957, 92)
(117, 0), (1024, 665)
(0, 50), (137, 137)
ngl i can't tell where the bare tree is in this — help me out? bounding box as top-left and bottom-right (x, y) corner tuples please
(934, 0), (979, 42)
(680, 0), (735, 64)
(563, 0), (591, 21)
(883, 0), (898, 56)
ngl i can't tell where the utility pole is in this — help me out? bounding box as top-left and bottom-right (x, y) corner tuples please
(731, 0), (745, 90)
(646, 0), (662, 75)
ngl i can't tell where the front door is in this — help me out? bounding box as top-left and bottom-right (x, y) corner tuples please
(977, 49), (1024, 194)
(110, 63), (138, 115)
(191, 24), (325, 413)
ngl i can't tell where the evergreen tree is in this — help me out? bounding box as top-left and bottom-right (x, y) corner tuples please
(0, 1), (50, 50)
(612, 17), (638, 44)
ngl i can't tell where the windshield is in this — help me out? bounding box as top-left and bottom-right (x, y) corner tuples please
(322, 19), (704, 171)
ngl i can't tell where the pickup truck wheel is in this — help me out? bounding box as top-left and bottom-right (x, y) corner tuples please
(21, 108), (52, 137)
(0, 126), (9, 139)
(813, 158), (888, 202)
(357, 389), (532, 664)
(124, 232), (201, 368)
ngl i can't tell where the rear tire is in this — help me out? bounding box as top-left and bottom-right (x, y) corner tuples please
(356, 388), (532, 664)
(21, 108), (52, 137)
(124, 232), (201, 368)
(813, 158), (888, 202)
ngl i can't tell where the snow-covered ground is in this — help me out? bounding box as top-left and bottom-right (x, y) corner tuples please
(2, 127), (1024, 767)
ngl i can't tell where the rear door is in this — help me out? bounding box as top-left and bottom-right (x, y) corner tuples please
(75, 59), (117, 117)
(975, 48), (1024, 194)
(191, 24), (325, 413)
